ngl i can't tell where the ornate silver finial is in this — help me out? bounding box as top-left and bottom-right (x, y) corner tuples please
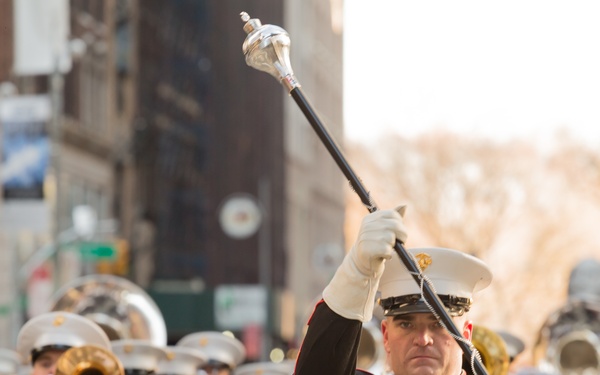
(240, 13), (299, 91)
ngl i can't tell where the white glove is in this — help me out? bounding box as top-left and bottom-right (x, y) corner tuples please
(323, 206), (408, 322)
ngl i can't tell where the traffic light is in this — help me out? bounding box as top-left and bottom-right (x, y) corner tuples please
(95, 238), (129, 276)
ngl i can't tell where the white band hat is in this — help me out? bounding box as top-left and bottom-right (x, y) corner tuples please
(16, 311), (111, 365)
(177, 331), (245, 369)
(378, 247), (492, 316)
(111, 339), (168, 373)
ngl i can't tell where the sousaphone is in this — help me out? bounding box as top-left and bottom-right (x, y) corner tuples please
(533, 299), (600, 374)
(357, 305), (387, 375)
(55, 345), (124, 375)
(470, 325), (510, 375)
(48, 274), (167, 346)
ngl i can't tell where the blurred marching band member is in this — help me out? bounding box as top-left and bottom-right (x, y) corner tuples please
(111, 339), (169, 375)
(16, 311), (111, 375)
(0, 348), (22, 375)
(156, 346), (207, 375)
(177, 332), (245, 375)
(233, 360), (295, 375)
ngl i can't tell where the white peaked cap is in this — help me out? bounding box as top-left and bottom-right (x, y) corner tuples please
(177, 331), (245, 369)
(16, 311), (111, 364)
(157, 346), (207, 375)
(233, 361), (294, 375)
(111, 339), (168, 372)
(378, 247), (492, 316)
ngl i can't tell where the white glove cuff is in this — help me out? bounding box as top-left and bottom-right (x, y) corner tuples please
(322, 253), (380, 322)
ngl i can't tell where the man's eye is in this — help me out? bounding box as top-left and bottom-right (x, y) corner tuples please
(397, 321), (412, 329)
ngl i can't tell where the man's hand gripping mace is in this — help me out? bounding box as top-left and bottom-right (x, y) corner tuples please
(239, 12), (488, 375)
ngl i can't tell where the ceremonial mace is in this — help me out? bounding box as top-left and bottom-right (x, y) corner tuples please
(239, 12), (487, 375)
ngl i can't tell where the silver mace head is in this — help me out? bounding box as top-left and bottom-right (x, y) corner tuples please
(240, 12), (300, 92)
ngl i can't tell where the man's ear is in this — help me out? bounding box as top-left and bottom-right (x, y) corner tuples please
(463, 320), (473, 341)
(381, 319), (391, 353)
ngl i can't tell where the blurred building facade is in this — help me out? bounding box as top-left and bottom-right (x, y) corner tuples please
(0, 0), (344, 358)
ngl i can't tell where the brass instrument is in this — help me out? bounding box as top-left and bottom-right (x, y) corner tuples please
(48, 274), (167, 346)
(533, 299), (600, 374)
(55, 345), (124, 375)
(357, 318), (387, 375)
(470, 325), (510, 375)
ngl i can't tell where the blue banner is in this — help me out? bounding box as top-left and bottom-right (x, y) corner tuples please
(0, 95), (51, 200)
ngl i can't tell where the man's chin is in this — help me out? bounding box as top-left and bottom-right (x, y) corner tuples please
(405, 358), (440, 375)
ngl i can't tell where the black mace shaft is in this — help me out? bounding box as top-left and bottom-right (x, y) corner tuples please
(290, 87), (486, 375)
(290, 89), (375, 211)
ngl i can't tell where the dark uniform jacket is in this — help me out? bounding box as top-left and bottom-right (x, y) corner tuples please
(294, 300), (374, 375)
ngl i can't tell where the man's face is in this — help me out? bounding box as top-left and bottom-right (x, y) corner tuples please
(31, 350), (65, 375)
(382, 312), (472, 375)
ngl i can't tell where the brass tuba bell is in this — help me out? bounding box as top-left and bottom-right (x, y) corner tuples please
(48, 274), (167, 346)
(55, 345), (124, 375)
(533, 299), (600, 374)
(356, 303), (389, 375)
(470, 325), (510, 375)
(357, 318), (387, 375)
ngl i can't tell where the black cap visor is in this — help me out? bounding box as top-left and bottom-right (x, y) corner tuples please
(380, 294), (472, 317)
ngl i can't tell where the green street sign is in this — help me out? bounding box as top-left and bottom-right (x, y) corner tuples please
(79, 242), (117, 260)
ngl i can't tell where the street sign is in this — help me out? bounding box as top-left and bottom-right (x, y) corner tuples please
(79, 242), (117, 260)
(214, 285), (267, 330)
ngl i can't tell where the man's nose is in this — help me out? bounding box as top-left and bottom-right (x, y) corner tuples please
(413, 327), (434, 346)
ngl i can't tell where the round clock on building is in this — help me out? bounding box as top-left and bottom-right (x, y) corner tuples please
(218, 194), (263, 239)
